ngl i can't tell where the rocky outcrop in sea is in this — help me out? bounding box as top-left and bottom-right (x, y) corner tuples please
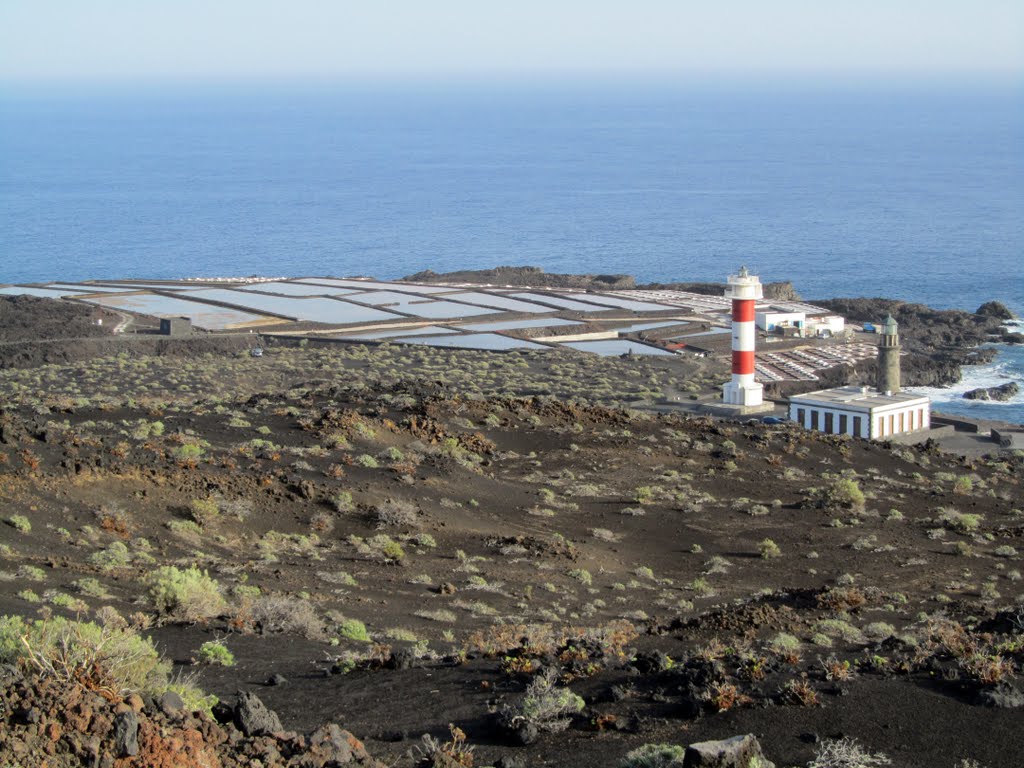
(963, 382), (1020, 401)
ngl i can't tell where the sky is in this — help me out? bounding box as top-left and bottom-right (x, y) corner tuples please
(0, 0), (1022, 83)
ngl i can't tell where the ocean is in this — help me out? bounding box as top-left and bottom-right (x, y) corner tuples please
(1, 81), (1022, 422)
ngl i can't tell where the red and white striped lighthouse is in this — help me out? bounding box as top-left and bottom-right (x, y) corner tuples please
(722, 266), (764, 407)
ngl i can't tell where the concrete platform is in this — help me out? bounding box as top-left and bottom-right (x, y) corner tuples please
(702, 401), (776, 417)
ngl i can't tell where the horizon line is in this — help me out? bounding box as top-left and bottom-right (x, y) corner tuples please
(2, 70), (1022, 90)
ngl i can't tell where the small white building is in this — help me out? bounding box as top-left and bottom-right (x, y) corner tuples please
(756, 309), (805, 333)
(788, 386), (931, 439)
(805, 315), (846, 337)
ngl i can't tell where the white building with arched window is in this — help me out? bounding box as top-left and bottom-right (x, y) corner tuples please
(788, 386), (931, 439)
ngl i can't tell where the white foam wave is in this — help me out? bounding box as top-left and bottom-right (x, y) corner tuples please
(909, 342), (1024, 424)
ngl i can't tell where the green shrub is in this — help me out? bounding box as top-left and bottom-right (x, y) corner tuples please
(74, 577), (111, 599)
(46, 591), (88, 611)
(189, 498), (219, 525)
(173, 444), (205, 462)
(770, 632), (801, 653)
(0, 614), (170, 694)
(197, 640), (235, 666)
(355, 454), (379, 468)
(511, 667), (585, 731)
(368, 534), (405, 562)
(164, 676), (218, 716)
(568, 569), (593, 586)
(414, 609), (458, 623)
(759, 538), (782, 559)
(826, 478), (865, 510)
(332, 491), (354, 512)
(145, 566), (226, 622)
(413, 533), (437, 548)
(167, 519), (202, 535)
(688, 577), (713, 596)
(618, 743), (686, 768)
(6, 514), (31, 533)
(232, 584), (262, 600)
(953, 476), (973, 494)
(863, 622), (895, 640)
(89, 541), (132, 569)
(17, 565), (47, 582)
(938, 507), (982, 534)
(380, 446), (404, 462)
(338, 618), (370, 642)
(634, 486), (654, 504)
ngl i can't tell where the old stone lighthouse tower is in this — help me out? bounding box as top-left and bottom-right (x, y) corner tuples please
(875, 314), (901, 395)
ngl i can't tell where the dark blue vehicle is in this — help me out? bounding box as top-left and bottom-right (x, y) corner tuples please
(762, 416), (786, 425)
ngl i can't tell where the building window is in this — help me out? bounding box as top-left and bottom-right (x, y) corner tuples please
(853, 416), (862, 437)
(810, 411), (819, 430)
(824, 412), (834, 433)
(839, 414), (848, 434)
(889, 414), (895, 435)
(797, 408), (806, 426)
(877, 417), (884, 437)
(899, 412), (905, 432)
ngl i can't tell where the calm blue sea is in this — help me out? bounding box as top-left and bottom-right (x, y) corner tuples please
(1, 81), (1022, 421)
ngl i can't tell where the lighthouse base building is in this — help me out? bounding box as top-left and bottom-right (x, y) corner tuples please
(788, 386), (931, 440)
(788, 316), (931, 441)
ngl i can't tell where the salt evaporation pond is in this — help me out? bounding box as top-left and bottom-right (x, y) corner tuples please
(296, 278), (455, 294)
(237, 281), (357, 296)
(0, 286), (88, 298)
(507, 292), (625, 312)
(406, 333), (547, 351)
(673, 328), (731, 338)
(45, 283), (138, 293)
(79, 293), (266, 329)
(459, 318), (582, 332)
(335, 325), (458, 340)
(561, 339), (675, 356)
(91, 282), (191, 290)
(444, 291), (559, 313)
(182, 289), (401, 324)
(608, 320), (688, 333)
(346, 292), (499, 319)
(573, 294), (675, 312)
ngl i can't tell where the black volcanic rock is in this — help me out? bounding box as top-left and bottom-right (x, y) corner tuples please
(963, 382), (1020, 401)
(235, 691), (283, 736)
(0, 295), (114, 344)
(976, 301), (1016, 320)
(401, 266), (635, 291)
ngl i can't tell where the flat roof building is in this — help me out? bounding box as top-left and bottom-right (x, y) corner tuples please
(789, 386), (930, 440)
(756, 309), (805, 332)
(159, 317), (192, 337)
